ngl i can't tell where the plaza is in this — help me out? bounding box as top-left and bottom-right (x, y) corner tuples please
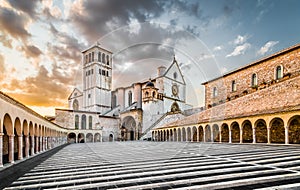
(2, 141), (300, 189)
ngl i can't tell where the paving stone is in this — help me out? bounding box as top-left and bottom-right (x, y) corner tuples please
(3, 142), (300, 189)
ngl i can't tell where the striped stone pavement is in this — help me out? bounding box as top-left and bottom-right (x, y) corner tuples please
(4, 142), (300, 190)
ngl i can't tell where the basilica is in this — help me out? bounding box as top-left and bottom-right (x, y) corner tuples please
(54, 43), (193, 142)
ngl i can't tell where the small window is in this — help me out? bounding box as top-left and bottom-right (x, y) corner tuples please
(85, 55), (88, 64)
(275, 65), (283, 80)
(231, 80), (237, 92)
(98, 52), (101, 62)
(75, 115), (79, 129)
(102, 70), (106, 75)
(92, 52), (94, 61)
(91, 69), (93, 74)
(128, 91), (132, 106)
(88, 53), (91, 62)
(173, 72), (177, 80)
(251, 73), (257, 86)
(102, 53), (105, 63)
(106, 71), (109, 77)
(88, 94), (91, 98)
(87, 70), (90, 75)
(212, 87), (217, 97)
(99, 69), (101, 74)
(106, 55), (110, 65)
(89, 116), (92, 130)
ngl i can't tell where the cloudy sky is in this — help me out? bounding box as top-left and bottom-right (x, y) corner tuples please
(0, 0), (299, 116)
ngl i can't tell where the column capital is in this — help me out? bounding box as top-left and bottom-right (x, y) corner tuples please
(0, 133), (4, 136)
(8, 134), (15, 137)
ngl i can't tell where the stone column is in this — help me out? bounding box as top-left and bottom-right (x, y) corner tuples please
(219, 129), (222, 143)
(25, 135), (29, 158)
(8, 135), (14, 163)
(211, 130), (214, 143)
(240, 129), (243, 143)
(253, 128), (256, 144)
(197, 128), (200, 142)
(0, 133), (3, 167)
(191, 130), (193, 142)
(203, 130), (206, 142)
(40, 137), (43, 152)
(35, 136), (39, 153)
(18, 135), (23, 160)
(267, 127), (271, 144)
(31, 135), (35, 155)
(285, 126), (289, 144)
(229, 130), (232, 143)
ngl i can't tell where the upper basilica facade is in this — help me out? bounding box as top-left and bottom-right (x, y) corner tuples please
(55, 43), (192, 142)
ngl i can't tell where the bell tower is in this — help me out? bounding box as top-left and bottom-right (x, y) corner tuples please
(82, 43), (112, 113)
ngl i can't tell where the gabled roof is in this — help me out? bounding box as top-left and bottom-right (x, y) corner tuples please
(81, 42), (113, 54)
(202, 43), (300, 85)
(160, 56), (186, 84)
(68, 88), (83, 100)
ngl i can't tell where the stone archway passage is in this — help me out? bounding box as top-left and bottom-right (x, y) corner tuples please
(288, 116), (300, 144)
(198, 126), (203, 142)
(221, 124), (229, 142)
(121, 116), (136, 141)
(270, 118), (285, 144)
(242, 121), (253, 143)
(67, 133), (76, 143)
(231, 123), (240, 143)
(255, 120), (267, 143)
(205, 125), (211, 142)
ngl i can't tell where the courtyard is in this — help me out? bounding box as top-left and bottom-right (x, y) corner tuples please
(1, 142), (300, 189)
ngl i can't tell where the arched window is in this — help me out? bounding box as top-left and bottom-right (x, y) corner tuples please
(89, 116), (92, 130)
(75, 115), (79, 129)
(275, 65), (283, 80)
(98, 52), (101, 62)
(213, 87), (217, 97)
(73, 99), (79, 110)
(231, 80), (237, 92)
(102, 53), (105, 63)
(106, 55), (110, 65)
(145, 91), (149, 97)
(251, 73), (257, 86)
(112, 95), (117, 108)
(81, 115), (86, 129)
(152, 91), (156, 98)
(128, 91), (132, 106)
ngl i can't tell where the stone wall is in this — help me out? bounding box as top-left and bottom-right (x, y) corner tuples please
(169, 74), (300, 126)
(204, 46), (300, 109)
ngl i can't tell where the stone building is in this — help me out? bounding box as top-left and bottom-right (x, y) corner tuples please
(153, 43), (300, 145)
(55, 43), (192, 142)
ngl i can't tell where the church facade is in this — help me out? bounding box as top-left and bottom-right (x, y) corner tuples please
(54, 44), (192, 142)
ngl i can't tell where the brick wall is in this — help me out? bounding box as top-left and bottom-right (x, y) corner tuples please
(204, 46), (300, 109)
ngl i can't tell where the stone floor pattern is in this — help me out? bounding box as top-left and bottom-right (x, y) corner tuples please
(4, 141), (300, 190)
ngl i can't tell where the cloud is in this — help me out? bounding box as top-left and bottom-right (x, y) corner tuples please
(5, 65), (73, 107)
(0, 34), (12, 48)
(0, 54), (5, 80)
(213, 46), (222, 51)
(257, 41), (279, 56)
(20, 45), (43, 58)
(0, 7), (31, 42)
(7, 0), (39, 18)
(226, 43), (251, 57)
(234, 35), (249, 45)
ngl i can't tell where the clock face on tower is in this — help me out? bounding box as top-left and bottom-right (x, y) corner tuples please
(172, 84), (178, 96)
